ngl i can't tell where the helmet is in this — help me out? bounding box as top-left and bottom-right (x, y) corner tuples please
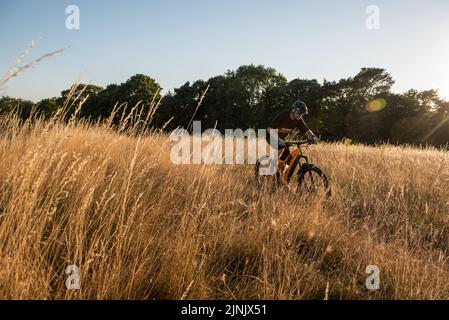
(290, 100), (308, 119)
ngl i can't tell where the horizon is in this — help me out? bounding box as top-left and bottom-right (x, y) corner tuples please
(1, 0), (449, 102)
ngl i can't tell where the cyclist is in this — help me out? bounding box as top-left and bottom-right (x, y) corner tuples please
(267, 99), (319, 161)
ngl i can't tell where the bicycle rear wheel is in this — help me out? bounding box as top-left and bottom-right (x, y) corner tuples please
(297, 165), (331, 198)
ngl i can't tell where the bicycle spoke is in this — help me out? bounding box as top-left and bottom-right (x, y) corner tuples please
(297, 168), (329, 198)
(308, 171), (317, 190)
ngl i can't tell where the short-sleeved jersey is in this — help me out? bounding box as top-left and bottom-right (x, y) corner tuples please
(268, 110), (310, 139)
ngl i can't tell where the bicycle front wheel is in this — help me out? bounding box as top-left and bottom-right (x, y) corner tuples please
(297, 165), (331, 199)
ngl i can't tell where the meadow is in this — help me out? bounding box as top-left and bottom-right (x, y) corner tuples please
(0, 111), (449, 299)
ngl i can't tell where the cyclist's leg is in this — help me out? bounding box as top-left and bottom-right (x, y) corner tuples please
(278, 137), (291, 161)
(266, 128), (290, 162)
(265, 128), (284, 174)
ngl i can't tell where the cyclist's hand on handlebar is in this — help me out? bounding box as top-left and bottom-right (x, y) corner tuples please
(309, 135), (320, 145)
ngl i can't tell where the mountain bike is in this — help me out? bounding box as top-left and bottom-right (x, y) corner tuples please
(255, 140), (331, 198)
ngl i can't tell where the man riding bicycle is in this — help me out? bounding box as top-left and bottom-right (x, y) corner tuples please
(267, 99), (319, 162)
(257, 99), (330, 197)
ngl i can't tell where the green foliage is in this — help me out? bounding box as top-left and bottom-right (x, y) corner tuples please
(37, 98), (60, 117)
(156, 64), (288, 131)
(61, 84), (104, 103)
(0, 96), (34, 118)
(2, 66), (448, 147)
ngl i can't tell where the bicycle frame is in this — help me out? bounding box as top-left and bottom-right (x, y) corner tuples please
(255, 140), (330, 197)
(278, 141), (310, 184)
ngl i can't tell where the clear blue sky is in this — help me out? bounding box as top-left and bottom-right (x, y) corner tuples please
(1, 0), (448, 102)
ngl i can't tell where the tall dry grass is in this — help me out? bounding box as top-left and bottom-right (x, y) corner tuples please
(0, 110), (449, 300)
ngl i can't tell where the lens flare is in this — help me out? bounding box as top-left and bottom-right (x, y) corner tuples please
(366, 98), (387, 113)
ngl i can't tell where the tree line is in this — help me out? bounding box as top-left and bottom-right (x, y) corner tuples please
(1, 65), (448, 146)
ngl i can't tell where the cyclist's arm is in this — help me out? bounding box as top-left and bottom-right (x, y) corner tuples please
(297, 117), (315, 138)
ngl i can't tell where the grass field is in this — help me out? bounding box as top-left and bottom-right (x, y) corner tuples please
(1, 113), (449, 300)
